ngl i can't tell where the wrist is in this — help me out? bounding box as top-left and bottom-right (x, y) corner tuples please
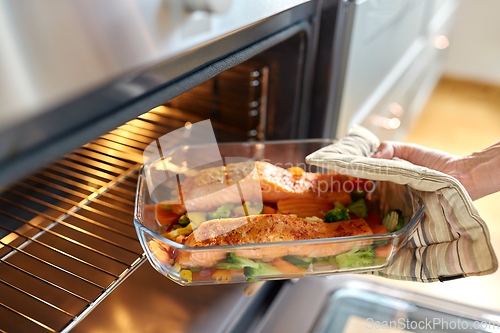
(455, 141), (500, 200)
(452, 155), (476, 197)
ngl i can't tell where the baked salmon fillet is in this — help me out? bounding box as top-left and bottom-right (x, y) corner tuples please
(178, 161), (351, 212)
(176, 214), (373, 268)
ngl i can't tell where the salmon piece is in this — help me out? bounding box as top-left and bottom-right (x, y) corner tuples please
(178, 161), (351, 212)
(176, 214), (373, 268)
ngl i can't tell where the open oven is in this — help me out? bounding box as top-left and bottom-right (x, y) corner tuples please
(0, 0), (463, 332)
(0, 1), (357, 332)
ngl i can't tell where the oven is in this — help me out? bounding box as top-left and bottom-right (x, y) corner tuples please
(0, 0), (461, 332)
(0, 1), (351, 332)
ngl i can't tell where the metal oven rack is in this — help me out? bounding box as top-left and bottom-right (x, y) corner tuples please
(0, 63), (266, 333)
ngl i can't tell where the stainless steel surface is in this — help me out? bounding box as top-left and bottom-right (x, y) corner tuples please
(184, 0), (233, 13)
(334, 0), (458, 141)
(336, 0), (428, 138)
(0, 3), (316, 190)
(0, 0), (308, 130)
(254, 275), (500, 333)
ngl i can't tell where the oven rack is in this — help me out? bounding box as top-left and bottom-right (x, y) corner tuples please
(0, 114), (187, 333)
(0, 62), (266, 333)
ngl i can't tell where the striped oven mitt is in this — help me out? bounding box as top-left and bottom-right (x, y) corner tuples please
(305, 125), (498, 282)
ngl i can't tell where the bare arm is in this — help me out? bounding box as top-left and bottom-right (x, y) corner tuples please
(373, 140), (500, 200)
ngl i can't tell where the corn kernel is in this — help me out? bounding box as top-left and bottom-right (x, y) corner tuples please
(180, 270), (192, 283)
(173, 263), (181, 273)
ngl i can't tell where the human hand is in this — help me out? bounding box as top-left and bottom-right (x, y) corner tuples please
(373, 141), (475, 199)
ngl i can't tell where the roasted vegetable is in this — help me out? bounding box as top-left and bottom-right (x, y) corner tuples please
(336, 246), (375, 268)
(187, 212), (207, 229)
(156, 204), (181, 226)
(232, 202), (262, 216)
(207, 204), (236, 220)
(313, 255), (337, 265)
(381, 210), (404, 232)
(263, 205), (277, 214)
(374, 245), (391, 258)
(160, 203), (174, 211)
(371, 225), (388, 235)
(282, 255), (314, 269)
(244, 262), (282, 278)
(180, 270), (192, 283)
(333, 201), (345, 209)
(178, 214), (190, 227)
(212, 262), (245, 270)
(163, 223), (192, 240)
(323, 207), (350, 223)
(303, 216), (323, 222)
(227, 253), (259, 268)
(347, 199), (368, 219)
(351, 187), (366, 202)
(271, 258), (307, 274)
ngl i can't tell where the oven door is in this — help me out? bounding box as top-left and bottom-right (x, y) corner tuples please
(253, 276), (500, 333)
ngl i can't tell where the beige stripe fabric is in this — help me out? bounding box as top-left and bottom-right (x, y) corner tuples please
(306, 126), (497, 282)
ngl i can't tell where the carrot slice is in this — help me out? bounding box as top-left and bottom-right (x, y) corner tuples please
(263, 205), (277, 214)
(156, 204), (181, 226)
(270, 258), (307, 274)
(375, 245), (392, 258)
(277, 197), (333, 218)
(371, 225), (388, 235)
(212, 270), (233, 283)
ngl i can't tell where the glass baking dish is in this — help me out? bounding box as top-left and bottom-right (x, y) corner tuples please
(134, 139), (425, 286)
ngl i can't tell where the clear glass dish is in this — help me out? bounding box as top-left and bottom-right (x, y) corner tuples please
(134, 139), (425, 286)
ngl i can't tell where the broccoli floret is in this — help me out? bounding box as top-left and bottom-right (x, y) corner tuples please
(336, 246), (375, 268)
(347, 199), (368, 219)
(372, 239), (391, 247)
(212, 262), (245, 270)
(333, 201), (345, 209)
(312, 255), (337, 265)
(207, 203), (236, 220)
(282, 255), (314, 269)
(323, 207), (350, 223)
(244, 262), (282, 278)
(227, 253), (259, 268)
(381, 210), (404, 232)
(351, 187), (366, 202)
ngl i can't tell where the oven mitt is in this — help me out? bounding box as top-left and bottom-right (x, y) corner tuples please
(305, 125), (498, 282)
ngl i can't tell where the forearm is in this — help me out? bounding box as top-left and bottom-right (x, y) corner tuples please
(459, 140), (500, 200)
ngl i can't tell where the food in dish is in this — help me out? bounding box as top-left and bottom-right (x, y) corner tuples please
(176, 215), (373, 268)
(145, 161), (401, 284)
(158, 161), (351, 215)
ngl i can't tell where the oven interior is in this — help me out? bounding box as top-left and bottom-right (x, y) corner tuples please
(0, 29), (311, 333)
